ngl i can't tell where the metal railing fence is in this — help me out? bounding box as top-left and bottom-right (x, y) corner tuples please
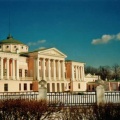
(0, 91), (38, 100)
(47, 92), (96, 107)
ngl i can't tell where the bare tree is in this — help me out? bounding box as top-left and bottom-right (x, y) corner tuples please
(98, 66), (112, 81)
(112, 64), (120, 81)
(85, 66), (98, 75)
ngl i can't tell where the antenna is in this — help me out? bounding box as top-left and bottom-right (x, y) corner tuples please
(8, 1), (11, 36)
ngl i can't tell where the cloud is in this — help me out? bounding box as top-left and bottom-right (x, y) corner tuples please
(27, 39), (46, 46)
(39, 47), (46, 50)
(91, 33), (120, 45)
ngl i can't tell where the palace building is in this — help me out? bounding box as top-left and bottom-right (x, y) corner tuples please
(0, 34), (99, 92)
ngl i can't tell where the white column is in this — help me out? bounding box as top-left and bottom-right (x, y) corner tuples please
(71, 65), (74, 81)
(16, 59), (19, 80)
(53, 60), (56, 80)
(22, 69), (25, 78)
(57, 60), (60, 80)
(12, 59), (15, 80)
(78, 67), (80, 80)
(62, 61), (65, 81)
(77, 67), (79, 80)
(0, 57), (3, 79)
(82, 66), (85, 81)
(75, 66), (78, 81)
(80, 66), (82, 80)
(48, 59), (51, 80)
(42, 58), (45, 80)
(37, 58), (40, 81)
(7, 58), (9, 79)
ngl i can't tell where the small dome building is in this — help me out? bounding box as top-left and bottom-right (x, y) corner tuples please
(0, 34), (28, 53)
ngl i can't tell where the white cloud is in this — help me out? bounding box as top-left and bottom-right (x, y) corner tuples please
(37, 40), (46, 43)
(39, 47), (46, 50)
(91, 33), (120, 45)
(116, 33), (120, 40)
(27, 39), (46, 46)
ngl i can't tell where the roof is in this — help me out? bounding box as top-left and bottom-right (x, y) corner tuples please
(0, 34), (25, 45)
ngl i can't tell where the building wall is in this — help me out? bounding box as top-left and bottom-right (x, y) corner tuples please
(0, 42), (99, 93)
(0, 80), (35, 92)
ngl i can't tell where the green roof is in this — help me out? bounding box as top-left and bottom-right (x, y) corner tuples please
(0, 34), (25, 45)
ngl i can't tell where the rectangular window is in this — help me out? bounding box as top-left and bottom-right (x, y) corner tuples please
(24, 83), (27, 90)
(30, 83), (33, 90)
(25, 70), (28, 77)
(19, 83), (21, 91)
(4, 84), (8, 91)
(19, 69), (22, 77)
(78, 83), (80, 89)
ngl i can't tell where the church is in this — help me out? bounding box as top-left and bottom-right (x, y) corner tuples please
(0, 34), (99, 92)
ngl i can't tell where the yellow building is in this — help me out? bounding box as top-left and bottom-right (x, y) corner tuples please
(0, 34), (99, 92)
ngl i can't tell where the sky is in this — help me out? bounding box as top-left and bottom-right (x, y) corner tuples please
(0, 0), (120, 68)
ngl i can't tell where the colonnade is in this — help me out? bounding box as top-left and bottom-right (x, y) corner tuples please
(0, 57), (19, 80)
(72, 65), (84, 81)
(34, 58), (65, 81)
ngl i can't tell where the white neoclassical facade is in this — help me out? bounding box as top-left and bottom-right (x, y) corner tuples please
(0, 34), (99, 92)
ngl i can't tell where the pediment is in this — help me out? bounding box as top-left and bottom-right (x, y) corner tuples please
(38, 48), (67, 58)
(85, 73), (92, 77)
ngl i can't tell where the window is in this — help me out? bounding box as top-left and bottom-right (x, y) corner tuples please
(30, 84), (33, 90)
(19, 69), (22, 77)
(14, 46), (16, 48)
(24, 83), (27, 90)
(21, 46), (24, 49)
(19, 83), (21, 91)
(78, 83), (80, 89)
(0, 45), (1, 48)
(88, 85), (91, 90)
(4, 84), (8, 91)
(6, 46), (9, 48)
(25, 70), (28, 77)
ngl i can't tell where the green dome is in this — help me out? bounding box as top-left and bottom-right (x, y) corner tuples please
(0, 34), (25, 45)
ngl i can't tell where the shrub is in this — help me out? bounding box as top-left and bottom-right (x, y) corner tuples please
(0, 99), (62, 120)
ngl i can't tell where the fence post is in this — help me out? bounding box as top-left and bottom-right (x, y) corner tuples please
(96, 85), (105, 105)
(37, 80), (47, 100)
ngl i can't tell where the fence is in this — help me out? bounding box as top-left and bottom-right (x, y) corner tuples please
(47, 91), (120, 107)
(105, 91), (120, 103)
(0, 91), (38, 100)
(47, 92), (96, 106)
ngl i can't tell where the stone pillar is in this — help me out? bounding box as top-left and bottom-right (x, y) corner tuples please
(38, 80), (47, 100)
(12, 59), (15, 80)
(22, 69), (25, 78)
(81, 66), (84, 81)
(53, 60), (56, 80)
(57, 60), (60, 80)
(42, 58), (45, 80)
(62, 60), (65, 80)
(78, 67), (80, 80)
(48, 59), (51, 80)
(82, 66), (85, 81)
(0, 57), (3, 79)
(71, 65), (74, 81)
(75, 66), (78, 81)
(7, 58), (9, 80)
(96, 85), (105, 105)
(37, 58), (40, 81)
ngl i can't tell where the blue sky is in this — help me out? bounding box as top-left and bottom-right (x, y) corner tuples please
(0, 0), (120, 67)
